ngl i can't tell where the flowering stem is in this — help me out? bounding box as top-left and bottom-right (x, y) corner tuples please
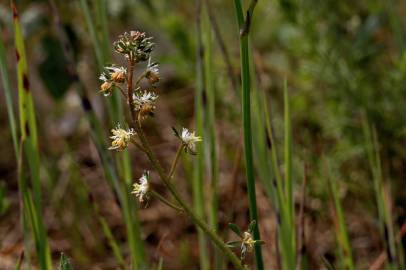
(133, 123), (247, 270)
(124, 46), (245, 270)
(127, 58), (137, 120)
(168, 144), (183, 180)
(150, 190), (184, 212)
(130, 138), (146, 153)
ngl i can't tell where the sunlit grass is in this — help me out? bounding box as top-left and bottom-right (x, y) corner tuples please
(12, 2), (52, 269)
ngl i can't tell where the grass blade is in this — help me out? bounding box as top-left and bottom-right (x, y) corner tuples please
(202, 2), (221, 269)
(362, 114), (399, 269)
(12, 2), (52, 269)
(14, 251), (24, 270)
(254, 77), (296, 269)
(233, 1), (264, 269)
(325, 160), (355, 270)
(58, 253), (73, 270)
(0, 26), (18, 156)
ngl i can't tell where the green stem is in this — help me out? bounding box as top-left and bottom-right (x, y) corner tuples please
(233, 1), (264, 269)
(150, 190), (184, 212)
(168, 144), (183, 180)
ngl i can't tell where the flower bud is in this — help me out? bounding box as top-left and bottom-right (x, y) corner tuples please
(113, 31), (154, 62)
(100, 81), (112, 93)
(111, 70), (126, 83)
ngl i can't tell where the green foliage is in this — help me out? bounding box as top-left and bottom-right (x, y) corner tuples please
(362, 116), (402, 269)
(58, 253), (73, 270)
(325, 161), (355, 270)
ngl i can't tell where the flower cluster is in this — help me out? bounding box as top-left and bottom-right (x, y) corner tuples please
(100, 32), (201, 206)
(113, 31), (154, 62)
(108, 124), (135, 151)
(99, 65), (127, 96)
(131, 171), (150, 203)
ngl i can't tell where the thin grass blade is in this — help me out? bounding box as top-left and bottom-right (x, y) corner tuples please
(233, 1), (264, 268)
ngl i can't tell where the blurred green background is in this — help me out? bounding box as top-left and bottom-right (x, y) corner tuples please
(0, 0), (405, 269)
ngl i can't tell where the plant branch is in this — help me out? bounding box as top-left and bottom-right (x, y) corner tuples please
(168, 144), (183, 180)
(150, 190), (184, 212)
(130, 138), (146, 153)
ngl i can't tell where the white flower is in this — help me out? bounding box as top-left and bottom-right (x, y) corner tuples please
(241, 232), (256, 258)
(180, 128), (202, 154)
(131, 171), (150, 202)
(99, 72), (109, 82)
(108, 124), (135, 151)
(133, 91), (158, 110)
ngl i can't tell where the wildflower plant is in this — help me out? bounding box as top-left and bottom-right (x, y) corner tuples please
(98, 30), (249, 270)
